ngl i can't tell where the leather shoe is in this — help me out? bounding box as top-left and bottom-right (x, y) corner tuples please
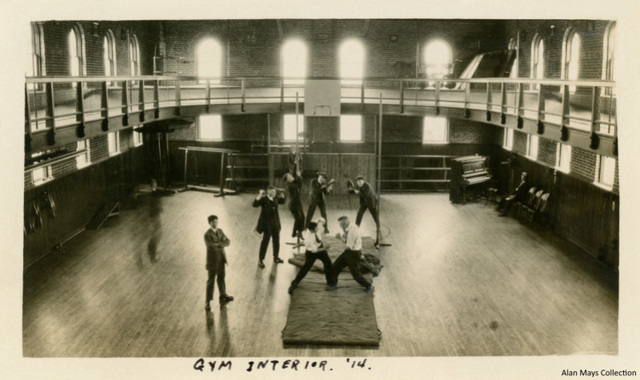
(258, 260), (265, 268)
(288, 283), (296, 295)
(325, 285), (337, 291)
(205, 302), (211, 311)
(274, 257), (284, 264)
(219, 295), (234, 303)
(365, 285), (375, 294)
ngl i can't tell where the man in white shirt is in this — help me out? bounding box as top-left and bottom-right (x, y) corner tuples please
(330, 216), (374, 293)
(288, 218), (335, 294)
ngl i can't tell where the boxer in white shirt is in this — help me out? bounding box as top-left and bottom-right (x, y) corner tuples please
(329, 216), (374, 293)
(288, 218), (335, 294)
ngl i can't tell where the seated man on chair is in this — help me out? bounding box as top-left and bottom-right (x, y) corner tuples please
(496, 172), (530, 217)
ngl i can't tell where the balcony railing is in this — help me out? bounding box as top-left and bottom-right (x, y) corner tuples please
(25, 75), (617, 154)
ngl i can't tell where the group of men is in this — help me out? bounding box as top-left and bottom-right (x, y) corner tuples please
(202, 171), (380, 310)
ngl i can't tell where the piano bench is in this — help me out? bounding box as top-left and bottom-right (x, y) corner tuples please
(485, 188), (498, 205)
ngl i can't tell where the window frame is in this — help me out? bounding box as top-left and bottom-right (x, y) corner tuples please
(422, 116), (449, 144)
(32, 165), (53, 186)
(197, 114), (223, 141)
(108, 131), (121, 156)
(282, 38), (307, 86)
(339, 115), (363, 143)
(531, 34), (544, 91)
(76, 139), (91, 169)
(133, 126), (144, 147)
(595, 154), (616, 190)
(282, 114), (305, 143)
(196, 38), (223, 85)
(338, 39), (365, 86)
(555, 142), (572, 174)
(103, 30), (118, 84)
(503, 128), (514, 151)
(68, 23), (86, 84)
(27, 22), (46, 86)
(526, 134), (539, 160)
(423, 39), (453, 82)
(562, 28), (581, 94)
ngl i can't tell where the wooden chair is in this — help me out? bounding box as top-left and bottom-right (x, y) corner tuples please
(520, 189), (544, 222)
(513, 186), (536, 216)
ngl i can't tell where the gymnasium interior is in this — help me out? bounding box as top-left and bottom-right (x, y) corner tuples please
(9, 8), (640, 378)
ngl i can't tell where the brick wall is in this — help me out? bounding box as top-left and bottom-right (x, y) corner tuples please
(507, 20), (613, 80)
(538, 136), (557, 167)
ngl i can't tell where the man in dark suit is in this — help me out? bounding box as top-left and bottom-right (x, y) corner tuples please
(305, 172), (332, 234)
(253, 186), (286, 268)
(284, 170), (305, 240)
(204, 215), (233, 311)
(496, 172), (530, 216)
(353, 175), (380, 247)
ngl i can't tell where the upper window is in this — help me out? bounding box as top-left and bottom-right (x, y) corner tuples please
(196, 38), (222, 84)
(422, 116), (448, 144)
(68, 24), (85, 79)
(423, 40), (452, 81)
(556, 142), (571, 174)
(503, 128), (514, 151)
(595, 155), (616, 189)
(198, 115), (222, 141)
(603, 22), (616, 95)
(108, 131), (120, 156)
(531, 34), (544, 90)
(526, 134), (539, 160)
(76, 139), (91, 169)
(283, 114), (304, 142)
(339, 115), (363, 142)
(129, 34), (140, 77)
(282, 39), (307, 85)
(103, 30), (117, 79)
(26, 22), (45, 81)
(339, 39), (365, 85)
(562, 28), (581, 94)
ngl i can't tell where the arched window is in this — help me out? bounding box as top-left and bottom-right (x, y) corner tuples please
(423, 40), (452, 82)
(531, 34), (544, 90)
(339, 39), (365, 85)
(196, 38), (222, 84)
(508, 38), (518, 79)
(603, 22), (616, 94)
(103, 30), (117, 78)
(26, 22), (45, 78)
(562, 28), (581, 94)
(68, 24), (85, 78)
(129, 33), (140, 77)
(282, 38), (307, 85)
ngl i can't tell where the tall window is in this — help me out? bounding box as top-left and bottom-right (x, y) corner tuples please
(422, 116), (448, 144)
(595, 155), (616, 189)
(603, 22), (616, 95)
(108, 131), (120, 156)
(103, 30), (117, 79)
(282, 39), (307, 85)
(508, 38), (518, 79)
(76, 139), (91, 169)
(339, 115), (363, 142)
(198, 115), (222, 141)
(424, 40), (452, 81)
(531, 34), (544, 90)
(283, 114), (304, 142)
(556, 142), (571, 173)
(503, 128), (514, 151)
(26, 22), (45, 80)
(128, 34), (140, 86)
(562, 28), (581, 94)
(133, 126), (144, 146)
(196, 38), (222, 84)
(526, 134), (539, 160)
(68, 24), (85, 79)
(339, 39), (365, 85)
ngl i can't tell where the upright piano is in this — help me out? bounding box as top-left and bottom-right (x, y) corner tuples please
(449, 155), (491, 204)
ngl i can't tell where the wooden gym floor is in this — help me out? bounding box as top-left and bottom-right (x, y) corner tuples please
(22, 191), (618, 357)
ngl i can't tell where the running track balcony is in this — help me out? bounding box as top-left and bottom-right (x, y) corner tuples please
(25, 75), (617, 157)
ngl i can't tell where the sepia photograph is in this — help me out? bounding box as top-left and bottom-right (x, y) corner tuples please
(2, 0), (639, 379)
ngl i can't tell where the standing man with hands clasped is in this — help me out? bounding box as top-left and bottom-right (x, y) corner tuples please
(253, 186), (286, 268)
(204, 215), (234, 311)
